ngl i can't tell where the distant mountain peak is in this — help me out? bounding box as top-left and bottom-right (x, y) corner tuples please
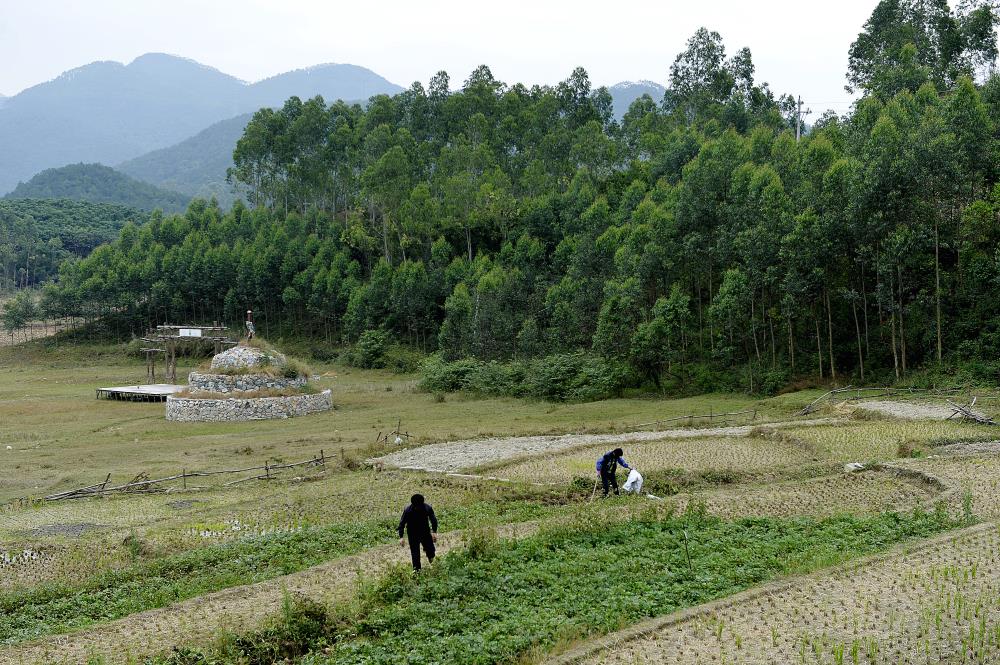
(127, 52), (239, 80)
(0, 55), (403, 194)
(610, 79), (665, 90)
(607, 80), (666, 120)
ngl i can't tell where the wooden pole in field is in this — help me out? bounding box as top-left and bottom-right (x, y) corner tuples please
(683, 529), (693, 573)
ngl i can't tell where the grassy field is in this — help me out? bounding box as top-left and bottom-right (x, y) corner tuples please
(0, 341), (792, 504)
(2, 340), (1000, 664)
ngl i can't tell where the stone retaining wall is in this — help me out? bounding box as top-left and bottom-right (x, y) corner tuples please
(187, 371), (306, 394)
(166, 390), (332, 422)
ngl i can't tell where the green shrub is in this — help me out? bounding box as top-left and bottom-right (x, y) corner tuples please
(419, 354), (482, 393)
(346, 329), (390, 368)
(381, 345), (424, 373)
(760, 367), (790, 396)
(419, 352), (628, 402)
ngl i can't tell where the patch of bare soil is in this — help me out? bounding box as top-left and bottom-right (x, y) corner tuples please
(936, 440), (1000, 456)
(21, 523), (102, 538)
(668, 470), (942, 520)
(370, 418), (840, 473)
(856, 399), (983, 421)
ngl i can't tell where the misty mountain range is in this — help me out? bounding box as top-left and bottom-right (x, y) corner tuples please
(0, 54), (667, 208)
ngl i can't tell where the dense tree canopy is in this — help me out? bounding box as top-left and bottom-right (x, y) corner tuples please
(39, 4), (1000, 393)
(0, 199), (147, 289)
(847, 0), (998, 98)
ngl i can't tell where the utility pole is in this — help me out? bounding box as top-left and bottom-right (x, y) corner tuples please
(795, 96), (812, 142)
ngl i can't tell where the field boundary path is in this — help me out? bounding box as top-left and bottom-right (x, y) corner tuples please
(370, 418), (841, 473)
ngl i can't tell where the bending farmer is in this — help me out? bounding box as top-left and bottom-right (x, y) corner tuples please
(398, 493), (438, 570)
(596, 448), (631, 497)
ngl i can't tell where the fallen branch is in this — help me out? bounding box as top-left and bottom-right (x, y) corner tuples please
(946, 398), (996, 425)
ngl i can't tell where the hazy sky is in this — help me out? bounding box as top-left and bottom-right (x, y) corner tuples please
(1, 0), (875, 115)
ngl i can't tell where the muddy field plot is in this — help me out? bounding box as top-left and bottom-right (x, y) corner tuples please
(855, 399), (992, 421)
(573, 524), (1000, 665)
(486, 435), (820, 484)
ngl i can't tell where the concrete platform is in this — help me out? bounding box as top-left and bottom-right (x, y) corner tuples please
(95, 384), (185, 402)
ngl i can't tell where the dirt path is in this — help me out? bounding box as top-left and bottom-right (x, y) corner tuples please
(371, 418), (840, 473)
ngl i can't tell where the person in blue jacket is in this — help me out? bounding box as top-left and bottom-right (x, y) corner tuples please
(398, 493), (438, 570)
(596, 448), (631, 497)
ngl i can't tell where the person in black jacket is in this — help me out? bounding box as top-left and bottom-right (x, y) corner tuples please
(596, 448), (631, 497)
(397, 493), (438, 570)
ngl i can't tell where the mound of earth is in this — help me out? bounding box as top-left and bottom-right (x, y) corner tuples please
(209, 345), (285, 372)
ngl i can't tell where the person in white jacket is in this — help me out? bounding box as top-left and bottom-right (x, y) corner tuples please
(621, 468), (643, 494)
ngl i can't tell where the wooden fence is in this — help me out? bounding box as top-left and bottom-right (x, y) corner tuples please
(41, 451), (329, 502)
(634, 409), (759, 430)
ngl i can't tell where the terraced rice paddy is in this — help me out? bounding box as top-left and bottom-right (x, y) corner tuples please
(570, 524), (1000, 665)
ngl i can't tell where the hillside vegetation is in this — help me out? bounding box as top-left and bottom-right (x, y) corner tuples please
(117, 113), (252, 208)
(0, 198), (147, 289)
(116, 87), (665, 205)
(5, 164), (190, 213)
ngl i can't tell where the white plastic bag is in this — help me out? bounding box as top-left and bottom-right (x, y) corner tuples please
(622, 468), (643, 494)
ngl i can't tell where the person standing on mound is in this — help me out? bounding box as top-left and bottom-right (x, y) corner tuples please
(596, 447), (631, 497)
(398, 493), (438, 571)
(245, 309), (255, 341)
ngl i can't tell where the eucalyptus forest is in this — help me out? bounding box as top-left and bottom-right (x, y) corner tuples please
(30, 0), (1000, 395)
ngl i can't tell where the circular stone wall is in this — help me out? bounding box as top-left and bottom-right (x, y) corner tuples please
(165, 390), (332, 422)
(187, 372), (306, 394)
